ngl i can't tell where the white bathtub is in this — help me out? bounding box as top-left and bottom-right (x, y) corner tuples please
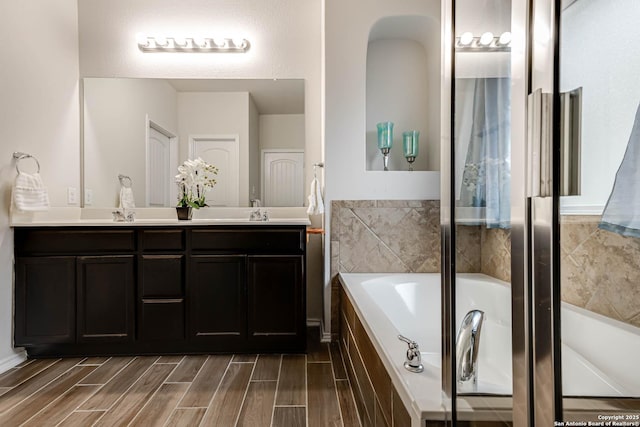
(339, 273), (640, 422)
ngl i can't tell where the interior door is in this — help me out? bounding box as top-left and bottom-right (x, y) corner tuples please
(262, 150), (304, 207)
(147, 126), (173, 207)
(190, 135), (240, 206)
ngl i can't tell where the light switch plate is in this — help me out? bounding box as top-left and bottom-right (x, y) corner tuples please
(84, 189), (93, 206)
(67, 187), (78, 205)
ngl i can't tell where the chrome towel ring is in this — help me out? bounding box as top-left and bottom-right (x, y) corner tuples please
(12, 152), (41, 174)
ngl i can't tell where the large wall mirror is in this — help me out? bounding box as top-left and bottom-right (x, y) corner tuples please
(82, 78), (305, 208)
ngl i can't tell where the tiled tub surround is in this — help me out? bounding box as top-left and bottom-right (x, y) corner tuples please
(561, 215), (640, 328)
(330, 201), (640, 332)
(330, 200), (440, 342)
(456, 225), (511, 282)
(329, 201), (511, 340)
(460, 215), (640, 329)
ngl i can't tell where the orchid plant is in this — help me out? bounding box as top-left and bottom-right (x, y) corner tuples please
(175, 157), (219, 208)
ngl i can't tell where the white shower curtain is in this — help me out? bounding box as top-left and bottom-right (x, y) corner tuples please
(458, 78), (511, 229)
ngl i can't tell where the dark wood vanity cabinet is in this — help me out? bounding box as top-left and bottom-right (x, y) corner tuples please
(13, 225), (306, 357)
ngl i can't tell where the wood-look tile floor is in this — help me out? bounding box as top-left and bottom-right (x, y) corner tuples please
(0, 331), (362, 427)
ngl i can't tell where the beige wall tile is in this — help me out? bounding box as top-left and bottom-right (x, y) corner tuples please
(330, 204), (640, 334)
(561, 215), (640, 328)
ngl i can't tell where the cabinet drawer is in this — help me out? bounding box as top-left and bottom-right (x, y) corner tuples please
(191, 229), (304, 253)
(15, 229), (135, 254)
(141, 229), (184, 251)
(140, 255), (184, 297)
(139, 300), (185, 341)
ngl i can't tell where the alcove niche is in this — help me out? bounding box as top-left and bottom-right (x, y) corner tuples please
(365, 15), (441, 172)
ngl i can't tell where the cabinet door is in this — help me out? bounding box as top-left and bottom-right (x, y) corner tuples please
(247, 255), (305, 350)
(14, 257), (75, 346)
(77, 256), (135, 342)
(189, 255), (246, 343)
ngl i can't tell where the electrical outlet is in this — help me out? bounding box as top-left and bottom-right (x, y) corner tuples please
(67, 187), (78, 205)
(85, 189), (93, 206)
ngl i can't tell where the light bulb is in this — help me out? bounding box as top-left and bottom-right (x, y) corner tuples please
(232, 38), (245, 49)
(213, 38), (227, 48)
(155, 36), (168, 47)
(136, 33), (149, 47)
(479, 32), (494, 46)
(193, 37), (207, 48)
(498, 31), (512, 46)
(459, 32), (474, 46)
(173, 37), (187, 47)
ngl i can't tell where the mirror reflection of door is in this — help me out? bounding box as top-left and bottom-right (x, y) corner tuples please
(147, 123), (177, 207)
(262, 150), (304, 207)
(189, 135), (240, 207)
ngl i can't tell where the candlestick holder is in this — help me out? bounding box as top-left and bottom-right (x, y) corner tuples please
(403, 130), (419, 171)
(377, 121), (394, 171)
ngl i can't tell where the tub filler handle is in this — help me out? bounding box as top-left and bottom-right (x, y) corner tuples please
(397, 335), (424, 373)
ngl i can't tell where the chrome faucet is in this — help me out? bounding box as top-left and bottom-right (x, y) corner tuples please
(398, 334), (424, 373)
(249, 208), (269, 221)
(112, 208), (135, 222)
(455, 309), (485, 392)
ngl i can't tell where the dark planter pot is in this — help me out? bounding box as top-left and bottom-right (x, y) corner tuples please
(176, 206), (193, 220)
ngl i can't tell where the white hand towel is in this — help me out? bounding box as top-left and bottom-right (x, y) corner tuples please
(119, 186), (136, 209)
(13, 172), (50, 211)
(306, 177), (324, 215)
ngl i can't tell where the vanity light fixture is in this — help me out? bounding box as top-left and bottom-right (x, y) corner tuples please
(137, 34), (250, 53)
(455, 31), (511, 51)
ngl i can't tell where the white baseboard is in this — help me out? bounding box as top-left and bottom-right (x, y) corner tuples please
(0, 350), (27, 374)
(319, 320), (332, 343)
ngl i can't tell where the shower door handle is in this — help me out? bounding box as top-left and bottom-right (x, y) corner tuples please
(559, 87), (582, 196)
(527, 89), (554, 198)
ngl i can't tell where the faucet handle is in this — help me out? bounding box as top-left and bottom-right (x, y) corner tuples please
(398, 335), (424, 373)
(398, 334), (419, 349)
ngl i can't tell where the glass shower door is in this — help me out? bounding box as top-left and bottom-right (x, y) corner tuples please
(558, 0), (640, 423)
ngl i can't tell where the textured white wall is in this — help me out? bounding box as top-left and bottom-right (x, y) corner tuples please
(0, 0), (80, 370)
(324, 0), (441, 333)
(560, 0), (640, 212)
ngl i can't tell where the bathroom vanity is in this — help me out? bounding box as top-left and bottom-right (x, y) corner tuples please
(12, 209), (309, 357)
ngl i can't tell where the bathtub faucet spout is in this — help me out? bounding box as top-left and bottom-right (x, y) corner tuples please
(398, 335), (424, 373)
(455, 310), (485, 392)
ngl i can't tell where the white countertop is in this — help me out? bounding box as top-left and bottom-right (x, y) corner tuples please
(10, 207), (312, 227)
